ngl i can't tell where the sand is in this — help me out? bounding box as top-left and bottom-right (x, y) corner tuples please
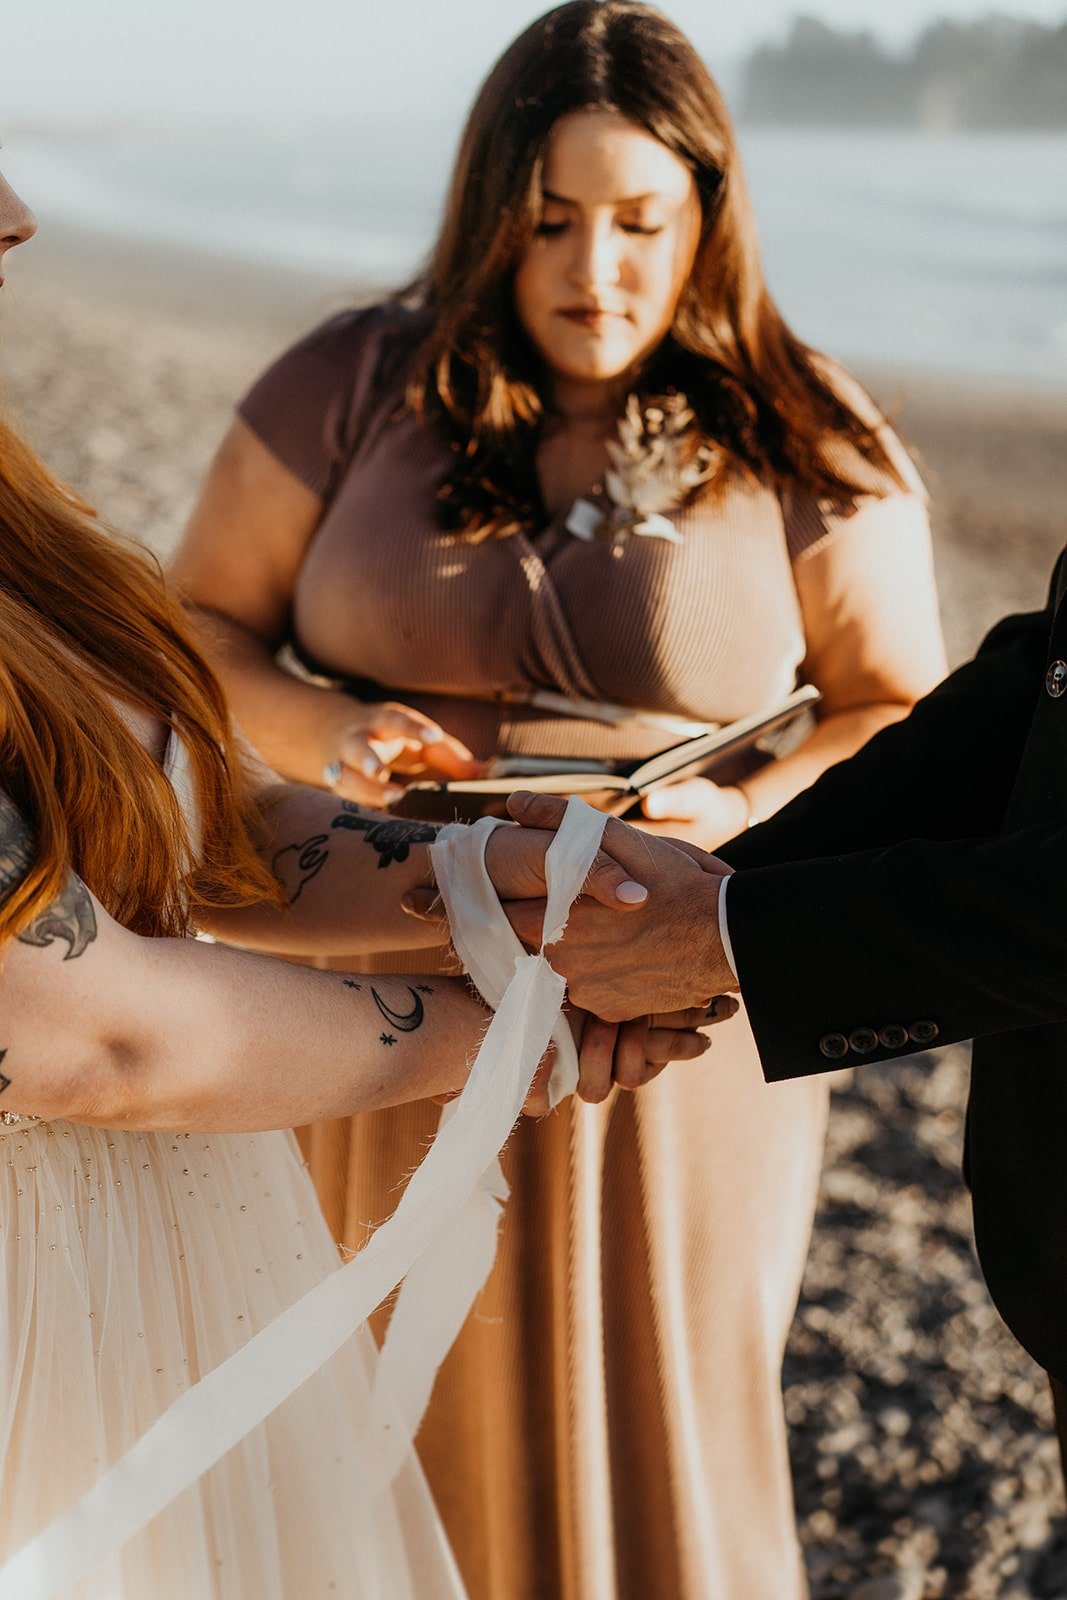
(4, 220), (1067, 1599)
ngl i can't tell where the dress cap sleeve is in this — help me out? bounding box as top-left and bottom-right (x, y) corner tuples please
(237, 304), (403, 502)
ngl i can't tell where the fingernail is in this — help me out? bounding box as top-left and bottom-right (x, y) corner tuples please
(361, 756), (381, 778)
(383, 786), (404, 805)
(644, 795), (664, 819)
(422, 728), (444, 745)
(615, 880), (648, 905)
(706, 997), (738, 1019)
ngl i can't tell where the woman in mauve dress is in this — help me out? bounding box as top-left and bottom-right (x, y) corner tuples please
(173, 4), (948, 1596)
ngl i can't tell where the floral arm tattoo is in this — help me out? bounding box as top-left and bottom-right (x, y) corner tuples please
(272, 802), (439, 905)
(329, 803), (438, 868)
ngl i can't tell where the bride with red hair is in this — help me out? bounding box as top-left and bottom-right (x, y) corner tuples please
(0, 172), (705, 1598)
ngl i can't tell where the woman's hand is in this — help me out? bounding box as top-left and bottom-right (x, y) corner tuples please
(519, 1002), (737, 1115)
(314, 695), (483, 806)
(433, 1001), (736, 1117)
(571, 1003), (735, 1107)
(637, 777), (751, 851)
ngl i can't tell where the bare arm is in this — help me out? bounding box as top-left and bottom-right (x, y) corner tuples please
(0, 789), (709, 1126)
(171, 419), (478, 803)
(205, 781), (446, 955)
(742, 494), (946, 817)
(0, 790), (484, 1132)
(198, 767), (652, 956)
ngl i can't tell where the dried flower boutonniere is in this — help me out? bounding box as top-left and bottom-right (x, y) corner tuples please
(565, 392), (719, 549)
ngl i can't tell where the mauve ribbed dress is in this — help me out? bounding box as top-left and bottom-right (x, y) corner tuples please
(237, 306), (926, 1600)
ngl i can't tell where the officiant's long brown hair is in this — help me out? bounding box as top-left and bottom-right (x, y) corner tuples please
(406, 0), (906, 542)
(0, 419), (279, 943)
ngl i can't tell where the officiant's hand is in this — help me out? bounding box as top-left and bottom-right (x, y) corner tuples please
(503, 792), (738, 1021)
(637, 777), (750, 853)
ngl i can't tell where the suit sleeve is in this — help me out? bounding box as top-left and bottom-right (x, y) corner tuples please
(719, 601), (1050, 873)
(717, 588), (1060, 1080)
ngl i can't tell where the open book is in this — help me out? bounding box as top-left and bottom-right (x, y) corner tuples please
(393, 684), (820, 821)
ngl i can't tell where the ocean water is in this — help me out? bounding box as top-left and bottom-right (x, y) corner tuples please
(5, 119), (1067, 389)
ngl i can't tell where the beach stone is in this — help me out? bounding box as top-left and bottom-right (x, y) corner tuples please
(879, 1406), (912, 1438)
(1012, 1499), (1052, 1549)
(853, 1570), (926, 1600)
(914, 1492), (954, 1533)
(821, 1421), (868, 1454)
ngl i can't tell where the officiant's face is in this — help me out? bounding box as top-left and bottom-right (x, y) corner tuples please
(514, 111), (701, 391)
(0, 172), (37, 289)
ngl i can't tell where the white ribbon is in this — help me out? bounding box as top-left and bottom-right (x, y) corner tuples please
(363, 806), (606, 1485)
(0, 798), (607, 1598)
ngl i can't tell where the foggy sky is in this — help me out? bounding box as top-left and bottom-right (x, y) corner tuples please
(6, 0), (1067, 123)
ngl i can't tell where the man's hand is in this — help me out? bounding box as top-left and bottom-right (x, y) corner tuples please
(502, 792), (738, 1021)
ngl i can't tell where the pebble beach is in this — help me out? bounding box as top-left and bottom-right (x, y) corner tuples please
(4, 219), (1067, 1599)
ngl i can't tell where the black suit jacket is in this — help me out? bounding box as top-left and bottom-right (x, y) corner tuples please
(719, 549), (1067, 1380)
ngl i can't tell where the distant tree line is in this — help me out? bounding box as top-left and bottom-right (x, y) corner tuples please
(741, 14), (1067, 129)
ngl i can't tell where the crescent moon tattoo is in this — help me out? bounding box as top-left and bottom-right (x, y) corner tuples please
(370, 985), (426, 1034)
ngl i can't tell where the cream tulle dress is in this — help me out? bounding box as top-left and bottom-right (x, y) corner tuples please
(0, 734), (467, 1600)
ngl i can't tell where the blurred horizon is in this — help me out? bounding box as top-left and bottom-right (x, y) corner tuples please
(4, 4), (1066, 392)
(5, 2), (1067, 125)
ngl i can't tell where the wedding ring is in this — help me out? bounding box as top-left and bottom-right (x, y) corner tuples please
(322, 759), (344, 790)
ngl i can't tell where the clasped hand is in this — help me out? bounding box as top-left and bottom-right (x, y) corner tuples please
(403, 793), (739, 1111)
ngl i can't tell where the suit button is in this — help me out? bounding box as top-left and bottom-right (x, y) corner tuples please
(908, 1019), (940, 1045)
(848, 1027), (879, 1054)
(879, 1024), (909, 1049)
(1047, 660), (1067, 698)
(819, 1033), (849, 1060)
